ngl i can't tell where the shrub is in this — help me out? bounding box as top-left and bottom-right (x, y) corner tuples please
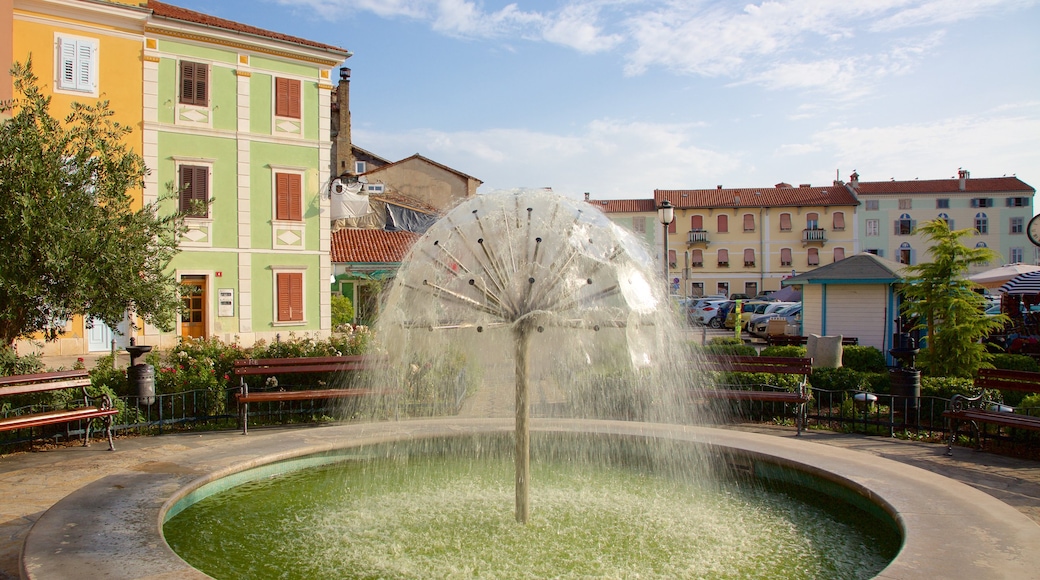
(810, 367), (887, 393)
(0, 346), (43, 376)
(331, 293), (355, 329)
(1019, 394), (1040, 409)
(709, 337), (743, 346)
(759, 345), (806, 358)
(841, 346), (886, 373)
(920, 376), (978, 401)
(989, 354), (1039, 373)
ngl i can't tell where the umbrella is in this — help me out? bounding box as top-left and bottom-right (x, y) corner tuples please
(970, 263), (1040, 290)
(998, 270), (1040, 295)
(770, 285), (801, 302)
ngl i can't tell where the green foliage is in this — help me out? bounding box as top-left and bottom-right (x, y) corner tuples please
(0, 60), (189, 346)
(840, 346), (886, 373)
(1019, 394), (1040, 409)
(899, 219), (1009, 378)
(697, 343), (757, 357)
(810, 368), (889, 393)
(919, 376), (979, 401)
(989, 354), (1039, 372)
(331, 293), (355, 329)
(759, 345), (807, 358)
(0, 346), (43, 376)
(88, 354), (128, 394)
(708, 337), (743, 346)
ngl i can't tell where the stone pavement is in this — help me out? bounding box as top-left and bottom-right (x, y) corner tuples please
(1, 423), (1039, 579)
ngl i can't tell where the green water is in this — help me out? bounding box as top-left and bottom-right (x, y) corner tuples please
(165, 440), (897, 579)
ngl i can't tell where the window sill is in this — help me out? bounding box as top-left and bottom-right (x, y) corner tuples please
(272, 320), (307, 327)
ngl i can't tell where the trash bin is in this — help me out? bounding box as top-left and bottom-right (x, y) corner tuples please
(129, 363), (155, 405)
(889, 368), (921, 410)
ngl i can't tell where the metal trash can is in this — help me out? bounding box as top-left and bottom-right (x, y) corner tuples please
(129, 363), (156, 405)
(889, 368), (921, 410)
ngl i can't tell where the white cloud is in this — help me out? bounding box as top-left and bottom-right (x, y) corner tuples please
(541, 4), (623, 53)
(355, 119), (739, 199)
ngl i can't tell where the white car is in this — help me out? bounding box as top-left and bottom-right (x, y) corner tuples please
(690, 298), (728, 325)
(749, 303), (802, 336)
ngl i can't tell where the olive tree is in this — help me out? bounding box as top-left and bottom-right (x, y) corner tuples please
(900, 219), (1008, 377)
(0, 60), (187, 346)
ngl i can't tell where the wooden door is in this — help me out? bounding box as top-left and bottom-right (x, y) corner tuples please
(180, 276), (207, 339)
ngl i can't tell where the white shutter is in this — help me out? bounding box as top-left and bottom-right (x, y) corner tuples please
(56, 36), (96, 92)
(76, 41), (94, 91)
(58, 38), (76, 90)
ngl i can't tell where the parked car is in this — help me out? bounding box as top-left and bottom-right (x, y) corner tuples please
(690, 298), (729, 325)
(707, 300), (735, 328)
(743, 302), (796, 332)
(749, 304), (802, 336)
(724, 300), (771, 329)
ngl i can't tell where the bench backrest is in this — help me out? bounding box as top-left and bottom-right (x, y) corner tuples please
(700, 355), (813, 375)
(976, 368), (1040, 394)
(233, 355), (382, 376)
(0, 370), (91, 398)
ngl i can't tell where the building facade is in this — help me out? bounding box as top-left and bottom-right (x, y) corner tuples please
(11, 0), (148, 355)
(653, 183), (860, 298)
(850, 170), (1037, 270)
(141, 1), (349, 348)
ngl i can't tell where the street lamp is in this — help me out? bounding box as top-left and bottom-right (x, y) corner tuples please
(658, 199), (674, 289)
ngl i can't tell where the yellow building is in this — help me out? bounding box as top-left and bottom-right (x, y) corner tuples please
(11, 0), (148, 355)
(620, 183), (859, 299)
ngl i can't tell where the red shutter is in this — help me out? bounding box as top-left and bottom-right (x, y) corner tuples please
(275, 77), (290, 117)
(691, 215), (703, 230)
(289, 174), (302, 220)
(780, 247), (792, 265)
(743, 214), (755, 231)
(834, 247), (846, 261)
(691, 249), (703, 265)
(668, 219), (676, 234)
(717, 214), (728, 233)
(744, 248), (755, 265)
(780, 213), (792, 231)
(718, 249), (729, 265)
(194, 64), (207, 104)
(808, 248), (820, 266)
(833, 212), (845, 230)
(289, 273), (303, 320)
(288, 79), (301, 118)
(178, 165), (193, 212)
(277, 274), (291, 321)
(275, 173), (290, 220)
(180, 61), (194, 104)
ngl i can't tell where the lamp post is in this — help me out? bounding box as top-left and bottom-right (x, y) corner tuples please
(658, 199), (674, 290)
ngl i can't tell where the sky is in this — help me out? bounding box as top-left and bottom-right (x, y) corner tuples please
(168, 0), (1040, 201)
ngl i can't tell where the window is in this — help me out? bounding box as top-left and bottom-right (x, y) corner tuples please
(179, 61), (208, 106)
(971, 198), (993, 208)
(691, 215), (703, 230)
(865, 249), (884, 257)
(1007, 197), (1030, 207)
(866, 219), (879, 236)
(691, 249), (703, 267)
(717, 248), (729, 267)
(717, 214), (728, 233)
(275, 172), (303, 221)
(898, 199), (912, 210)
(806, 212), (819, 230)
(832, 211), (845, 231)
(668, 218), (676, 234)
(275, 77), (301, 119)
(833, 247), (845, 262)
(865, 200), (879, 211)
(743, 248), (755, 267)
(745, 282), (757, 296)
(717, 282), (729, 297)
(937, 213), (953, 228)
(899, 243), (912, 265)
(779, 213), (792, 231)
(668, 250), (676, 269)
(632, 216), (646, 234)
(355, 161), (367, 174)
(975, 212), (988, 234)
(691, 282), (704, 297)
(780, 248), (792, 267)
(807, 248), (820, 266)
(894, 213), (914, 235)
(57, 35), (97, 93)
(1011, 217), (1025, 234)
(936, 198), (950, 209)
(743, 213), (755, 232)
(1011, 247), (1025, 263)
(178, 165), (209, 217)
(276, 272), (304, 322)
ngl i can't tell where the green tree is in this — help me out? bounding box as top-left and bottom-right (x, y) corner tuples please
(331, 293), (355, 328)
(0, 60), (187, 346)
(899, 219), (1008, 377)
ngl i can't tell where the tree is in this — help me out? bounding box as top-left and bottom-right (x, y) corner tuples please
(331, 293), (355, 329)
(0, 59), (187, 346)
(899, 219), (1008, 377)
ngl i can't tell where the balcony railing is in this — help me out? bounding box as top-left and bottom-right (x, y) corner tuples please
(802, 228), (827, 243)
(687, 229), (709, 244)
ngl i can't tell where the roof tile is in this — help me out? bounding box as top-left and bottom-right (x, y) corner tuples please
(331, 229), (418, 263)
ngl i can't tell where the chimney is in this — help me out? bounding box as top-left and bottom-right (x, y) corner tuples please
(958, 168), (969, 191)
(717, 185), (723, 189)
(849, 170), (859, 188)
(799, 183), (811, 188)
(334, 67), (353, 178)
(584, 192), (590, 201)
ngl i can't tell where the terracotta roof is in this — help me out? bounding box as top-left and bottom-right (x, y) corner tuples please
(370, 191), (438, 214)
(331, 229), (418, 263)
(654, 184), (859, 209)
(365, 153), (483, 184)
(585, 198), (658, 213)
(146, 1), (349, 55)
(849, 176), (1033, 195)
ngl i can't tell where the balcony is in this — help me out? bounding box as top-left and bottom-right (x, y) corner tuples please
(687, 229), (710, 245)
(802, 228), (827, 245)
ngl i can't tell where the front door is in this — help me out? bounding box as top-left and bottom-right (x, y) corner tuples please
(87, 316), (129, 352)
(180, 276), (207, 340)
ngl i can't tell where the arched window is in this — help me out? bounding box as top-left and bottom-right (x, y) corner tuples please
(833, 247), (845, 261)
(899, 242), (913, 265)
(807, 247), (820, 266)
(717, 214), (729, 233)
(832, 212), (845, 230)
(780, 248), (792, 267)
(717, 248), (729, 267)
(691, 249), (703, 267)
(895, 213), (914, 235)
(975, 212), (988, 234)
(743, 213), (755, 232)
(691, 215), (703, 230)
(743, 248), (755, 267)
(806, 212), (819, 230)
(779, 213), (792, 231)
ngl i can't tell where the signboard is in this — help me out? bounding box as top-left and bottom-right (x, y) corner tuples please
(218, 288), (234, 317)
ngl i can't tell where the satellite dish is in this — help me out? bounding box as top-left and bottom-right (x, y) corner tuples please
(330, 179), (364, 195)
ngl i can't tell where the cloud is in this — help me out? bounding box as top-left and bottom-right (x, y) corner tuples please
(355, 119), (739, 199)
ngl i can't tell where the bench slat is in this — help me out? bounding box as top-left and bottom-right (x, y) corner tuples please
(0, 378), (92, 398)
(944, 409), (1040, 432)
(0, 370), (89, 387)
(0, 406), (118, 432)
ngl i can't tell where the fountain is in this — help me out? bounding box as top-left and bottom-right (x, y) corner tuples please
(20, 190), (1040, 579)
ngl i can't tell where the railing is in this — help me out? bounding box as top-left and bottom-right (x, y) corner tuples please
(802, 228), (827, 243)
(688, 229), (709, 244)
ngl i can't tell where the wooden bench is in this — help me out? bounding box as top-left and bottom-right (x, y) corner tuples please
(0, 370), (117, 450)
(234, 355), (389, 434)
(765, 335), (859, 347)
(698, 355), (814, 435)
(944, 368), (1040, 455)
